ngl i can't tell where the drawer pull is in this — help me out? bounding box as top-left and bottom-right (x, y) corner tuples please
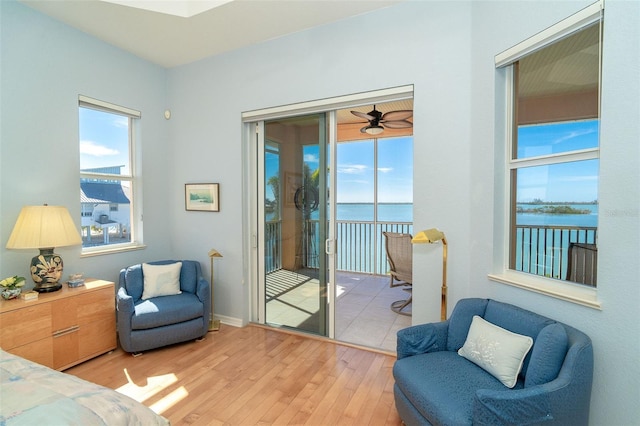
(53, 326), (79, 337)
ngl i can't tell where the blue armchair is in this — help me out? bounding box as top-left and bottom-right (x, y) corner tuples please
(393, 298), (594, 425)
(116, 260), (210, 353)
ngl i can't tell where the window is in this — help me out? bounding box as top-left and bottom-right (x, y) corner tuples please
(79, 96), (141, 253)
(493, 2), (602, 305)
(335, 135), (413, 274)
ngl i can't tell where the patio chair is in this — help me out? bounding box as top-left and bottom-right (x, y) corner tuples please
(383, 232), (413, 315)
(567, 242), (597, 286)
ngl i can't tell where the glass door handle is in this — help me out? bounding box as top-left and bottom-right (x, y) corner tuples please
(325, 239), (335, 255)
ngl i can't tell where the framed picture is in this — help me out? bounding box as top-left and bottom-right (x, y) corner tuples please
(185, 183), (220, 212)
(284, 172), (302, 206)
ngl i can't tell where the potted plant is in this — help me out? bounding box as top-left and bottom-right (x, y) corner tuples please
(0, 275), (26, 300)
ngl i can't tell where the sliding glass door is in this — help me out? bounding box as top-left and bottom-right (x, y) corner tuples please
(243, 85), (414, 345)
(261, 114), (332, 336)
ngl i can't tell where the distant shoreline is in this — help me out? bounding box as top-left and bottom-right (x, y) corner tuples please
(516, 205), (592, 215)
(518, 202), (598, 205)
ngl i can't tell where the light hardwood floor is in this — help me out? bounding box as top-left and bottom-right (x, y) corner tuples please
(66, 325), (403, 426)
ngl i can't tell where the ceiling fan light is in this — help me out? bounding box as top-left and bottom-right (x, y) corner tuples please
(364, 125), (384, 135)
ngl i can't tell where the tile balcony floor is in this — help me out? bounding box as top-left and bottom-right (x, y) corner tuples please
(335, 272), (412, 352)
(266, 270), (412, 353)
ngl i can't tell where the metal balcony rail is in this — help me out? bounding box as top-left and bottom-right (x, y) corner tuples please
(264, 219), (412, 275)
(336, 221), (413, 275)
(265, 221), (598, 286)
(513, 225), (598, 285)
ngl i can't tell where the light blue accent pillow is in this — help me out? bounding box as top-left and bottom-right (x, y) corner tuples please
(525, 323), (568, 387)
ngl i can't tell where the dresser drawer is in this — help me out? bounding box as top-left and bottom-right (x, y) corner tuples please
(5, 336), (54, 368)
(0, 303), (52, 350)
(0, 279), (115, 371)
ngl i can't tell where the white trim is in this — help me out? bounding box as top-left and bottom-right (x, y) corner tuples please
(241, 85), (414, 122)
(79, 96), (142, 255)
(509, 148), (599, 169)
(327, 110), (337, 340)
(495, 0), (603, 68)
(488, 272), (601, 310)
(256, 122), (266, 324)
(79, 95), (141, 118)
(80, 243), (146, 257)
(494, 11), (603, 308)
(215, 314), (246, 328)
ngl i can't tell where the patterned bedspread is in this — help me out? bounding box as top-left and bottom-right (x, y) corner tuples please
(0, 349), (170, 425)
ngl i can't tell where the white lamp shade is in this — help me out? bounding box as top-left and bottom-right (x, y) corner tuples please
(6, 205), (82, 249)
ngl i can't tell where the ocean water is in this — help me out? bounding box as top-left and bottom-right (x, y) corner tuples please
(267, 202), (598, 277)
(273, 202), (597, 227)
(334, 203), (413, 222)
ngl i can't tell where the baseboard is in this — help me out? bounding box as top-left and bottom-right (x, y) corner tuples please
(215, 314), (244, 328)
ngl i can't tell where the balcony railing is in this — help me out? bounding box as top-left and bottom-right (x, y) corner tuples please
(336, 221), (412, 275)
(265, 221), (597, 286)
(513, 225), (598, 284)
(264, 220), (412, 275)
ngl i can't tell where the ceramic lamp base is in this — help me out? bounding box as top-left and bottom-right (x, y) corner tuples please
(34, 282), (63, 293)
(31, 248), (64, 293)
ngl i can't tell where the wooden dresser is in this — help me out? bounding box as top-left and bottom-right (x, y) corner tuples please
(0, 279), (116, 371)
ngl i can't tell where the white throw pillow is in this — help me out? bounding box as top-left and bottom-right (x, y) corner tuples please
(458, 315), (533, 388)
(141, 262), (182, 300)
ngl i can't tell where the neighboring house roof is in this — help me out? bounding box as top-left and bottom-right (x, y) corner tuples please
(81, 182), (130, 204)
(80, 189), (109, 204)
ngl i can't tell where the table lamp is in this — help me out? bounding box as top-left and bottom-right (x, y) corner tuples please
(412, 228), (448, 320)
(6, 205), (82, 293)
(208, 248), (223, 331)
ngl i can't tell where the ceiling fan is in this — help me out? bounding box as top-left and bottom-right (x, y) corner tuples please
(351, 105), (413, 135)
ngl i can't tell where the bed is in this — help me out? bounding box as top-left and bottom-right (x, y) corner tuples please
(0, 349), (170, 425)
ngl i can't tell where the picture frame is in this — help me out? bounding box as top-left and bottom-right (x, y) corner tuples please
(185, 183), (220, 212)
(284, 172), (302, 206)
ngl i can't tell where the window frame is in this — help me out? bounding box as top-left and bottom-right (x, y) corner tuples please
(489, 1), (603, 309)
(79, 95), (145, 256)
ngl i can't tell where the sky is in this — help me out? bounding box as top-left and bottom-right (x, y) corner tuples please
(79, 107), (130, 173)
(337, 136), (413, 203)
(516, 119), (599, 203)
(82, 105), (596, 206)
(265, 136), (413, 204)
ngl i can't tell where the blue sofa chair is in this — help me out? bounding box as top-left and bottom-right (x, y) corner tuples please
(394, 298), (593, 425)
(116, 260), (210, 353)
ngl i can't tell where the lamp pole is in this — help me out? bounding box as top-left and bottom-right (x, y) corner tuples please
(208, 249), (223, 331)
(440, 236), (448, 321)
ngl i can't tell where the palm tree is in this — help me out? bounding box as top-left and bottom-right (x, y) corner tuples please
(267, 175), (280, 220)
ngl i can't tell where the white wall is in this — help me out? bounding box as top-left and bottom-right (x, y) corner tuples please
(2, 0), (638, 423)
(0, 1), (172, 284)
(167, 0), (473, 325)
(167, 0), (639, 423)
(469, 1), (640, 425)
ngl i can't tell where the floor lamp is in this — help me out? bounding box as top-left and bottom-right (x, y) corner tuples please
(412, 228), (448, 321)
(208, 248), (223, 331)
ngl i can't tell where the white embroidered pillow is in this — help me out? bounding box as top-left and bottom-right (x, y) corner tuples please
(458, 315), (533, 388)
(141, 262), (182, 300)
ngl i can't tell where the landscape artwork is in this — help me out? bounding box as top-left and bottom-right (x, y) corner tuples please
(185, 183), (219, 212)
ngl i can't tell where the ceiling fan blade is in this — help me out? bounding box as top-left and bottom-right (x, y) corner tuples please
(382, 110), (413, 121)
(351, 110), (375, 121)
(382, 120), (413, 129)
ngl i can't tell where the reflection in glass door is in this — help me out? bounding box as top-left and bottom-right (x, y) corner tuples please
(263, 114), (329, 336)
